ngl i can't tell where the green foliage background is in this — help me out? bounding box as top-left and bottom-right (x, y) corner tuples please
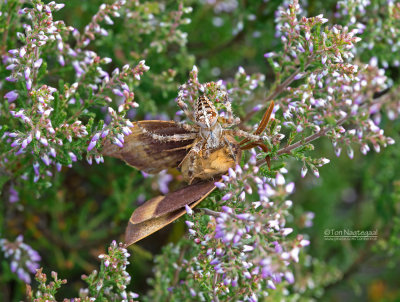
(1, 0), (400, 301)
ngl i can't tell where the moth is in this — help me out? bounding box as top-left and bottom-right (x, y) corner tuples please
(103, 91), (274, 245)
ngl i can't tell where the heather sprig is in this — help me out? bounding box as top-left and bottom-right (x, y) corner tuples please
(81, 241), (138, 302)
(180, 152), (308, 300)
(74, 0), (127, 49)
(24, 241), (137, 302)
(26, 269), (67, 302)
(336, 0), (400, 68)
(0, 235), (41, 284)
(1, 0), (151, 183)
(4, 1), (71, 87)
(243, 0), (395, 177)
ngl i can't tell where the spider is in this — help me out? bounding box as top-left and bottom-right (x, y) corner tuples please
(137, 91), (273, 184)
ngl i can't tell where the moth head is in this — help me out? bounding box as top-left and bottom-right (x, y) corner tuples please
(194, 95), (219, 129)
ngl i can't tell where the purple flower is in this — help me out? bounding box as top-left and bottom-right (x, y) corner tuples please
(33, 58), (43, 69)
(101, 129), (110, 138)
(87, 140), (97, 152)
(301, 166), (308, 178)
(309, 42), (314, 53)
(236, 213), (253, 220)
(24, 67), (30, 80)
(4, 90), (18, 102)
(26, 79), (32, 90)
(185, 221), (194, 228)
(69, 152), (77, 162)
(222, 193), (232, 201)
(113, 89), (124, 96)
(214, 181), (226, 189)
(158, 170), (172, 194)
(6, 76), (17, 82)
(6, 64), (17, 70)
(285, 271), (295, 284)
(252, 104), (263, 112)
(9, 185), (19, 203)
(41, 154), (51, 166)
(33, 162), (40, 175)
(185, 204), (193, 216)
(0, 236), (41, 284)
(293, 73), (304, 80)
(113, 137), (124, 148)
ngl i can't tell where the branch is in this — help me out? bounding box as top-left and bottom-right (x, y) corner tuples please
(196, 208), (222, 218)
(166, 245), (188, 302)
(276, 115), (348, 156)
(212, 273), (220, 302)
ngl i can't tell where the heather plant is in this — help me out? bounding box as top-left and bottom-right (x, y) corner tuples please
(1, 0), (400, 301)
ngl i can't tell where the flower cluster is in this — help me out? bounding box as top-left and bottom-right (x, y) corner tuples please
(0, 235), (41, 284)
(4, 1), (71, 87)
(26, 269), (67, 301)
(1, 0), (151, 185)
(74, 0), (126, 49)
(336, 0), (400, 68)
(177, 150), (308, 300)
(6, 85), (84, 181)
(80, 241), (138, 302)
(25, 241), (137, 302)
(255, 0), (395, 177)
(85, 60), (150, 164)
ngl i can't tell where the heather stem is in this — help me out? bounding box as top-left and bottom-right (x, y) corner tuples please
(276, 115), (349, 156)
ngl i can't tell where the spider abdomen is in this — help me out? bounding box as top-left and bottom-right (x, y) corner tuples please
(195, 95), (218, 128)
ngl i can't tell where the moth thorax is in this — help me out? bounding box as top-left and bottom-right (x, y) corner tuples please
(195, 95), (218, 128)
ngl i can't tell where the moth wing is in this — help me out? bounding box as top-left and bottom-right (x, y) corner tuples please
(102, 120), (195, 174)
(125, 181), (216, 245)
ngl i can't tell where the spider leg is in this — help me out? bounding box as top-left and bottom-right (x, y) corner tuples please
(184, 142), (203, 185)
(222, 93), (234, 124)
(218, 91), (241, 127)
(178, 140), (202, 168)
(241, 142), (271, 169)
(223, 136), (236, 160)
(239, 101), (274, 146)
(138, 124), (197, 142)
(164, 143), (194, 152)
(177, 121), (197, 132)
(177, 94), (196, 123)
(188, 153), (198, 185)
(226, 129), (262, 142)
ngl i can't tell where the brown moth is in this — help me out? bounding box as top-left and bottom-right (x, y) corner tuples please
(103, 92), (274, 246)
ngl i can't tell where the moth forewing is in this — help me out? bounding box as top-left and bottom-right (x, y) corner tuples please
(125, 181), (217, 245)
(102, 120), (194, 173)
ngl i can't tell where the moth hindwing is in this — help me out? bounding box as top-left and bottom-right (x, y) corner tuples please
(125, 181), (217, 245)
